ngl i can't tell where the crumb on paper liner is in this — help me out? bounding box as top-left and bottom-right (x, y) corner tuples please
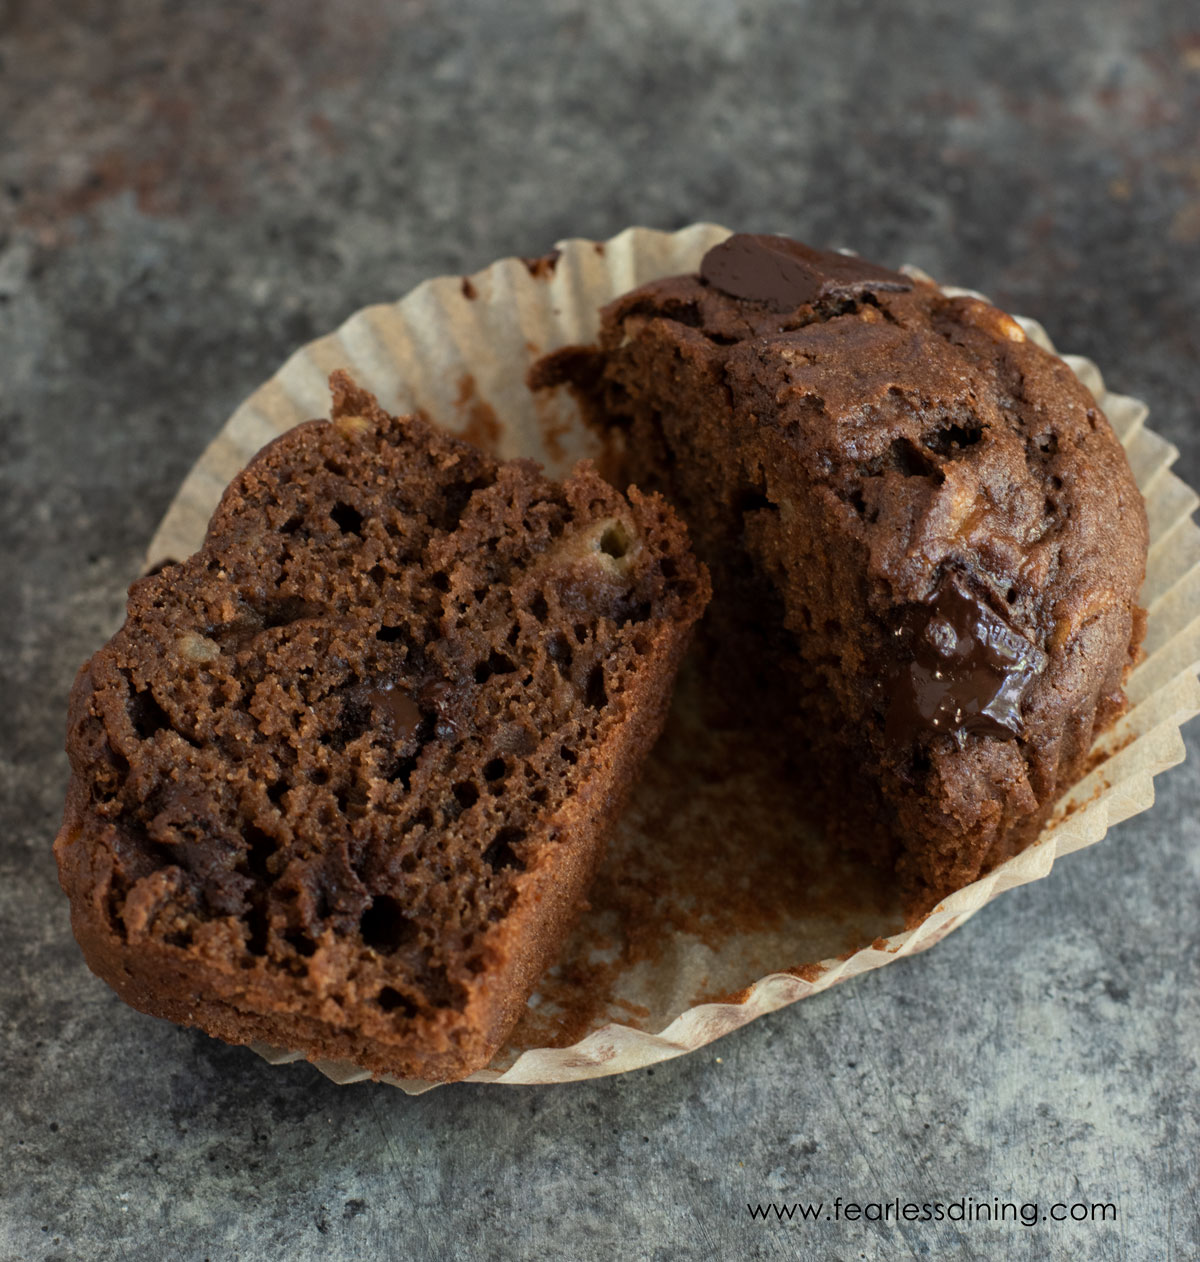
(146, 225), (1200, 1093)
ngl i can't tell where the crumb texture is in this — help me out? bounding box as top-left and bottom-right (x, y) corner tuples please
(57, 372), (708, 1081)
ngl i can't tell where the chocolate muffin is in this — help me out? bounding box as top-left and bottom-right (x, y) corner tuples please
(55, 372), (709, 1082)
(534, 233), (1148, 915)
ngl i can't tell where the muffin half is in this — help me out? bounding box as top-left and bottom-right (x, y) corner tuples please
(535, 232), (1148, 915)
(56, 372), (709, 1082)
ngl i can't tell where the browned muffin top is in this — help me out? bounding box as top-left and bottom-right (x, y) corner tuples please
(594, 233), (1146, 751)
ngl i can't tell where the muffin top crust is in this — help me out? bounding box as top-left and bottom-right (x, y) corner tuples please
(595, 233), (1148, 751)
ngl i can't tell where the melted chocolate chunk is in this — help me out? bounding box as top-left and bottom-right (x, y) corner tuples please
(887, 582), (1047, 744)
(699, 233), (912, 312)
(364, 683), (422, 743)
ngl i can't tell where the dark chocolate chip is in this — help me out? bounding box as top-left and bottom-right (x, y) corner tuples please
(887, 580), (1047, 744)
(699, 233), (912, 312)
(363, 684), (422, 743)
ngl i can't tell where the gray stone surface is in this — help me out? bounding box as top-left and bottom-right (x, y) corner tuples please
(2, 2), (1198, 1258)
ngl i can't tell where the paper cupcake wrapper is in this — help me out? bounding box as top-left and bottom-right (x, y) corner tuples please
(147, 225), (1200, 1093)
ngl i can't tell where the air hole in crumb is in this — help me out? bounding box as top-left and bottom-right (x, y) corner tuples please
(560, 744), (578, 765)
(337, 783), (370, 819)
(1045, 498), (1057, 517)
(410, 807), (434, 830)
(453, 781), (480, 809)
(369, 565), (387, 585)
(484, 827), (526, 872)
(437, 476), (492, 532)
(887, 436), (940, 477)
(243, 826), (277, 882)
(483, 758), (506, 782)
(923, 423), (983, 456)
(599, 523), (631, 559)
(617, 598), (652, 625)
(584, 665), (607, 709)
(308, 768), (331, 787)
(284, 930), (316, 958)
(529, 592), (549, 621)
(734, 489), (774, 515)
(245, 902), (270, 957)
(547, 632), (573, 674)
(280, 514), (304, 534)
(377, 986), (417, 1017)
(129, 689), (170, 740)
(330, 502), (364, 535)
(376, 625), (408, 643)
(474, 651), (515, 684)
(1006, 587), (1018, 604)
(360, 895), (416, 953)
(261, 595), (318, 629)
(266, 780), (288, 807)
(660, 558), (678, 579)
(387, 757), (417, 789)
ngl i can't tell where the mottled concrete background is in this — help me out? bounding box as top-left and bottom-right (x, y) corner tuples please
(2, 2), (1198, 1259)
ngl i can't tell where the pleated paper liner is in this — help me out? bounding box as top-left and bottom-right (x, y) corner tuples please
(146, 225), (1200, 1093)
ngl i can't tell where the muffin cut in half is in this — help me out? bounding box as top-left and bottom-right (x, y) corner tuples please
(534, 233), (1148, 915)
(56, 372), (709, 1082)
